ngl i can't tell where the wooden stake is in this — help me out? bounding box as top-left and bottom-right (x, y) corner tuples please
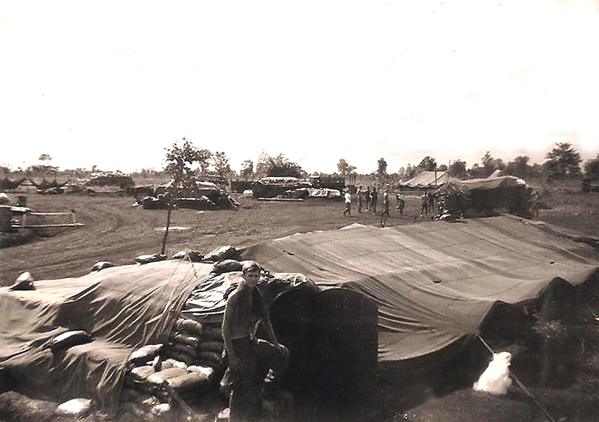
(161, 204), (172, 255)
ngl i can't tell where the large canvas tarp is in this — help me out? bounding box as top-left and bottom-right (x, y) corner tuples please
(454, 175), (525, 190)
(402, 171), (459, 188)
(242, 216), (599, 367)
(0, 262), (318, 412)
(0, 261), (214, 413)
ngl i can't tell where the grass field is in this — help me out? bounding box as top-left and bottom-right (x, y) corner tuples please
(1, 185), (599, 422)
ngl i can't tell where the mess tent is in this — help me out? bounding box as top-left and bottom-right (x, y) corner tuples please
(1, 215), (598, 413)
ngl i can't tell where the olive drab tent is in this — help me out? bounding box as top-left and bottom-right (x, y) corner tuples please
(242, 215), (599, 368)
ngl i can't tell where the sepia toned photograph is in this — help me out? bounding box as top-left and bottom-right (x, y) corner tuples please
(1, 1), (599, 421)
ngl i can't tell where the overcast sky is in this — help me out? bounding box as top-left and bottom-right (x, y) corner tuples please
(1, 0), (598, 175)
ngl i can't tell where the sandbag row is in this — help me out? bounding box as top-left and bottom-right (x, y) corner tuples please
(165, 317), (225, 372)
(123, 343), (218, 407)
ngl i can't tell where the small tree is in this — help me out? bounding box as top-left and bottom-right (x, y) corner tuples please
(256, 153), (303, 178)
(504, 156), (531, 179)
(417, 156), (437, 172)
(543, 142), (582, 180)
(448, 160), (467, 178)
(213, 151), (232, 178)
(240, 160), (254, 179)
(162, 138), (212, 255)
(163, 138), (212, 196)
(32, 154), (58, 176)
(337, 159), (357, 177)
(377, 158), (388, 176)
(481, 151), (505, 177)
(584, 154), (599, 179)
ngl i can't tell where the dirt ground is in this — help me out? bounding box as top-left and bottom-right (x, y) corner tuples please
(1, 186), (599, 421)
(0, 193), (430, 285)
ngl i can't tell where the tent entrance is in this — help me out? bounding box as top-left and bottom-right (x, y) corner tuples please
(268, 288), (378, 402)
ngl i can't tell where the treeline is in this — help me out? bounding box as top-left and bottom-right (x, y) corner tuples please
(1, 141), (597, 183)
(338, 142), (599, 183)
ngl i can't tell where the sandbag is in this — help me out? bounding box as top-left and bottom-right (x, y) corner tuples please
(201, 325), (223, 341)
(174, 318), (203, 336)
(171, 250), (203, 262)
(165, 371), (213, 394)
(212, 259), (243, 274)
(144, 368), (188, 392)
(10, 272), (35, 291)
(204, 245), (238, 262)
(187, 365), (216, 381)
(122, 388), (159, 408)
(127, 344), (163, 367)
(172, 333), (200, 349)
(167, 352), (195, 367)
(135, 254), (167, 265)
(197, 351), (223, 366)
(91, 261), (114, 272)
(47, 330), (93, 353)
(55, 398), (92, 417)
(169, 343), (198, 358)
(129, 365), (156, 383)
(164, 358), (188, 370)
(200, 341), (224, 353)
(156, 359), (174, 371)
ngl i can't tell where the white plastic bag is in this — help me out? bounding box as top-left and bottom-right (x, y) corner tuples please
(473, 351), (513, 395)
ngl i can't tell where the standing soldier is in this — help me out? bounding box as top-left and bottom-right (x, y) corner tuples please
(357, 185), (364, 213)
(420, 192), (429, 217)
(396, 193), (405, 217)
(222, 261), (290, 422)
(342, 189), (352, 217)
(428, 192), (436, 216)
(370, 187), (378, 215)
(380, 187), (391, 227)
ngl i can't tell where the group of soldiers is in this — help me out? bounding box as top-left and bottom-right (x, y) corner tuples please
(344, 186), (440, 223)
(343, 186), (407, 225)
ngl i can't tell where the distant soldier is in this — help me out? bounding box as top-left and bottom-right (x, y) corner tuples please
(420, 193), (429, 216)
(357, 185), (364, 213)
(428, 192), (436, 215)
(380, 188), (390, 227)
(370, 187), (378, 214)
(396, 194), (405, 217)
(531, 191), (541, 219)
(342, 189), (352, 217)
(365, 187), (372, 212)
